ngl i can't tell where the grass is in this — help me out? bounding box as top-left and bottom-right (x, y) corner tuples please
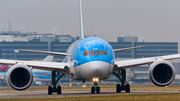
(1, 93), (180, 101)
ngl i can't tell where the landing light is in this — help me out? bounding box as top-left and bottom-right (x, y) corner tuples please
(92, 78), (99, 82)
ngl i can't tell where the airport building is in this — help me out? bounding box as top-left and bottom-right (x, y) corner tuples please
(0, 41), (177, 61)
(0, 35), (177, 61)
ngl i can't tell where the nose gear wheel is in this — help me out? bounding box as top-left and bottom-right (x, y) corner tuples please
(91, 82), (100, 94)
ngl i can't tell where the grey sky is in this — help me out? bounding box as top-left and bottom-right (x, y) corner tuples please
(0, 0), (180, 51)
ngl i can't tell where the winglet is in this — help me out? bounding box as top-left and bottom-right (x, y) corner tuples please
(79, 0), (84, 39)
(114, 46), (145, 52)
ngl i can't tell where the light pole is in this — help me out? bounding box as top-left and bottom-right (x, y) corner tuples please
(158, 49), (160, 56)
(2, 53), (6, 59)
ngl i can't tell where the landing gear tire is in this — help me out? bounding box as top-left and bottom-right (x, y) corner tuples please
(48, 86), (52, 95)
(96, 86), (100, 94)
(49, 71), (65, 95)
(116, 84), (121, 93)
(91, 86), (95, 94)
(126, 84), (130, 93)
(57, 86), (61, 94)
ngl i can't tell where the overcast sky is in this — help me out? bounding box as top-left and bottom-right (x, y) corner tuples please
(0, 0), (180, 51)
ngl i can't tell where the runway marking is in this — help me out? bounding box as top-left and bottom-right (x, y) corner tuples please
(0, 93), (16, 96)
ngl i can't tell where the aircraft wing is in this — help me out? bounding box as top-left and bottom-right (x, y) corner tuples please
(18, 49), (71, 56)
(114, 54), (180, 71)
(0, 59), (69, 73)
(113, 46), (144, 52)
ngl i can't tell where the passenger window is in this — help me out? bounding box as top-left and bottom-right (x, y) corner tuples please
(83, 51), (88, 56)
(89, 51), (95, 55)
(103, 50), (108, 55)
(97, 50), (102, 55)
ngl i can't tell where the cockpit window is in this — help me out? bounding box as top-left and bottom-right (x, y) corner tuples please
(89, 51), (95, 55)
(103, 50), (108, 55)
(97, 50), (102, 55)
(83, 51), (88, 56)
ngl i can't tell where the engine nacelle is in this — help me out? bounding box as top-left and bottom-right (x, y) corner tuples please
(6, 64), (33, 90)
(149, 60), (176, 87)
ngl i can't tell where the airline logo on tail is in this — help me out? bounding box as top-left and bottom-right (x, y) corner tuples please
(0, 65), (9, 72)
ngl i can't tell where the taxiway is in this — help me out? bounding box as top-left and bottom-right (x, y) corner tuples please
(0, 90), (179, 99)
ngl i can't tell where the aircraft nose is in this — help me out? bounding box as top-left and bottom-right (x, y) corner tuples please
(88, 61), (112, 79)
(74, 61), (113, 81)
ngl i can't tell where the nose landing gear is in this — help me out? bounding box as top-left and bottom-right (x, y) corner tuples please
(113, 69), (130, 93)
(91, 82), (100, 94)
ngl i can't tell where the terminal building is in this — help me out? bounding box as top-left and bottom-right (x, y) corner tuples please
(0, 36), (177, 61)
(0, 32), (179, 84)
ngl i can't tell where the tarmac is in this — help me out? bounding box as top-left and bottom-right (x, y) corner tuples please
(0, 90), (179, 99)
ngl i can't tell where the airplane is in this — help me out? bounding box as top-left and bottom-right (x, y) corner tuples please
(0, 0), (180, 95)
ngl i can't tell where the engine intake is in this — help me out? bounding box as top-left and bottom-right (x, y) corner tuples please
(149, 60), (175, 87)
(6, 64), (33, 90)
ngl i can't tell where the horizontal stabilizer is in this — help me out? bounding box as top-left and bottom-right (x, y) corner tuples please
(42, 56), (54, 62)
(18, 49), (71, 56)
(114, 46), (145, 52)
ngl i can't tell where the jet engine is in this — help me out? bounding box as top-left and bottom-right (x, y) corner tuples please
(149, 60), (176, 87)
(6, 64), (33, 90)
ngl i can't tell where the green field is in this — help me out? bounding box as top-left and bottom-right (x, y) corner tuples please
(1, 93), (180, 101)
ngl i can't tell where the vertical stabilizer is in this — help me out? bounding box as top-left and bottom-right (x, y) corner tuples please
(79, 0), (84, 39)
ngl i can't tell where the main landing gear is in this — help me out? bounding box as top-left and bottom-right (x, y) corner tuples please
(48, 71), (65, 95)
(113, 69), (130, 93)
(91, 82), (100, 94)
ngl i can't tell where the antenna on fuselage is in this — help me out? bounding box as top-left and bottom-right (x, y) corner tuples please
(79, 0), (84, 39)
